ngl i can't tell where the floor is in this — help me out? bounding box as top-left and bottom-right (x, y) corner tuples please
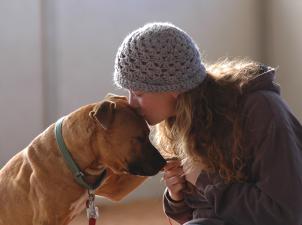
(70, 198), (178, 225)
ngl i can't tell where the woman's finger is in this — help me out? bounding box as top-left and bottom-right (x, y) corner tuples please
(164, 175), (186, 187)
(170, 183), (186, 193)
(163, 168), (185, 180)
(164, 160), (182, 170)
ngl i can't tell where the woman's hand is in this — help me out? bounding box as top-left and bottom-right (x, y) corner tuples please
(183, 161), (204, 186)
(162, 160), (187, 202)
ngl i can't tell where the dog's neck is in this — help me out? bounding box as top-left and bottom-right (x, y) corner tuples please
(19, 106), (107, 225)
(61, 107), (106, 184)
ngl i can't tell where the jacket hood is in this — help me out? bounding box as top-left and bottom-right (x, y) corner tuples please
(242, 65), (280, 95)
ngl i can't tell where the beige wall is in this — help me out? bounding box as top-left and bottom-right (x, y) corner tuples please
(52, 0), (262, 118)
(265, 0), (302, 119)
(1, 0), (301, 201)
(0, 0), (43, 164)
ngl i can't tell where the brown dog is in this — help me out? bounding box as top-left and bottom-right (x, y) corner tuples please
(0, 94), (166, 225)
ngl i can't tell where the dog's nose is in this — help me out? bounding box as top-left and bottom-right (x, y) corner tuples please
(128, 145), (166, 176)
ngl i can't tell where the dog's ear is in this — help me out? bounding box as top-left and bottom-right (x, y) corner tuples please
(105, 93), (128, 102)
(89, 100), (116, 130)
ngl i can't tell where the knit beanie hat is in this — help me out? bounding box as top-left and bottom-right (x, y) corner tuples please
(113, 22), (206, 92)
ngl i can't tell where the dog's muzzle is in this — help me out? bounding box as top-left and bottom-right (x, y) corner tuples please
(128, 144), (166, 176)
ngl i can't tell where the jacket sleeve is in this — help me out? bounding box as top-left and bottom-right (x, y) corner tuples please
(204, 92), (302, 225)
(163, 188), (193, 224)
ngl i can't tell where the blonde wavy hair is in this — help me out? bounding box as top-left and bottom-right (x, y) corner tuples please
(153, 59), (269, 183)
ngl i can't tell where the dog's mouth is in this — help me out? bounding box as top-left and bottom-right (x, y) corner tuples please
(128, 162), (165, 176)
(127, 154), (167, 177)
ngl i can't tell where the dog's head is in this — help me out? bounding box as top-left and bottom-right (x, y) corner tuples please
(89, 94), (166, 177)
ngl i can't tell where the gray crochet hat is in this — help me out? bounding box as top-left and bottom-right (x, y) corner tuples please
(113, 22), (206, 92)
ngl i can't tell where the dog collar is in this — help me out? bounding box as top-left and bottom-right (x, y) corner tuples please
(54, 117), (107, 190)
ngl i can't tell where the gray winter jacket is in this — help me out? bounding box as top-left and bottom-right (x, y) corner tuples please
(163, 68), (302, 225)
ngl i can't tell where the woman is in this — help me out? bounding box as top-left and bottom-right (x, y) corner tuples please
(113, 22), (302, 225)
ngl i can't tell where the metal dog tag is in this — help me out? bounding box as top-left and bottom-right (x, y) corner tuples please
(86, 190), (99, 220)
(86, 205), (99, 219)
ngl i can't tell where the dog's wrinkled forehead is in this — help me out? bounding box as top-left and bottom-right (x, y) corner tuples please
(117, 105), (148, 129)
(106, 94), (144, 120)
(104, 93), (148, 130)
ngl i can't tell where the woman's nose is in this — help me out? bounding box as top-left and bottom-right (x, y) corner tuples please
(128, 92), (138, 107)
